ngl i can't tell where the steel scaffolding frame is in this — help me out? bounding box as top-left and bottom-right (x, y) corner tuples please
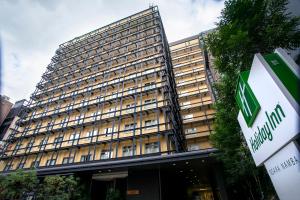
(0, 6), (185, 172)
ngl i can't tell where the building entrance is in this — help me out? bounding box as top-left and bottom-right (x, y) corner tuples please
(87, 153), (226, 200)
(91, 171), (128, 200)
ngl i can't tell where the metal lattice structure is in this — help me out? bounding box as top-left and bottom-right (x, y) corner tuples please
(0, 7), (185, 172)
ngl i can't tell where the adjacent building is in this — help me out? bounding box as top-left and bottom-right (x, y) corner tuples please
(0, 95), (13, 127)
(0, 99), (28, 153)
(170, 35), (216, 152)
(0, 7), (226, 200)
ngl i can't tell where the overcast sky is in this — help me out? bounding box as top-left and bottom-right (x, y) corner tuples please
(0, 0), (224, 103)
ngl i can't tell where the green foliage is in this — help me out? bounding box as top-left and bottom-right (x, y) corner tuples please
(106, 188), (122, 200)
(0, 170), (39, 200)
(37, 175), (84, 200)
(206, 0), (300, 198)
(0, 170), (86, 200)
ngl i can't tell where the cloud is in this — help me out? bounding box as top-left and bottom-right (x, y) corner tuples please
(0, 0), (224, 103)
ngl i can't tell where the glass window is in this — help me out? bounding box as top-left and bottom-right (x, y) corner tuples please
(26, 140), (34, 152)
(97, 96), (104, 102)
(61, 117), (68, 127)
(144, 82), (156, 90)
(185, 128), (197, 134)
(53, 136), (63, 147)
(85, 86), (92, 92)
(104, 127), (116, 136)
(180, 91), (189, 97)
(91, 112), (101, 121)
(81, 100), (88, 107)
(145, 120), (157, 129)
(23, 126), (30, 133)
(122, 146), (134, 157)
(69, 133), (80, 144)
(62, 157), (74, 164)
(124, 123), (136, 131)
(144, 68), (155, 75)
(80, 154), (92, 162)
(144, 99), (156, 109)
(108, 108), (116, 117)
(75, 115), (84, 124)
(40, 138), (48, 150)
(86, 130), (97, 141)
(30, 161), (40, 168)
(181, 101), (191, 108)
(106, 127), (113, 134)
(188, 144), (200, 151)
(126, 103), (136, 113)
(183, 114), (193, 120)
(126, 103), (136, 108)
(100, 150), (113, 159)
(127, 87), (136, 94)
(15, 143), (22, 150)
(67, 103), (74, 111)
(144, 99), (156, 104)
(46, 159), (56, 166)
(18, 162), (26, 169)
(111, 92), (118, 99)
(34, 122), (42, 134)
(41, 107), (48, 117)
(72, 90), (78, 96)
(62, 157), (69, 164)
(4, 164), (14, 171)
(145, 142), (159, 154)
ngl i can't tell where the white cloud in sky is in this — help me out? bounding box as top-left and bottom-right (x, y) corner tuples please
(0, 0), (224, 103)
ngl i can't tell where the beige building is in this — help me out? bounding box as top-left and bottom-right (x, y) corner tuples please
(0, 6), (184, 172)
(170, 35), (216, 151)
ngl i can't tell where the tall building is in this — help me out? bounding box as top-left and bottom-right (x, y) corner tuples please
(0, 7), (226, 200)
(170, 35), (216, 151)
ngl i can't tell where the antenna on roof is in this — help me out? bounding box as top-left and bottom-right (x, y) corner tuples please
(149, 3), (154, 8)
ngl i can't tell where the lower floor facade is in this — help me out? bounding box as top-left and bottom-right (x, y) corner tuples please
(35, 149), (228, 200)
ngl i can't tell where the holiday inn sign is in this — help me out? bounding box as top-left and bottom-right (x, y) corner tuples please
(236, 48), (300, 200)
(236, 48), (300, 166)
(236, 71), (288, 154)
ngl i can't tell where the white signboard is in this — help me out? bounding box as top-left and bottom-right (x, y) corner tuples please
(264, 141), (300, 200)
(237, 54), (300, 166)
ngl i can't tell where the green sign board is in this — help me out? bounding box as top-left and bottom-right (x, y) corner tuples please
(264, 53), (300, 105)
(235, 71), (261, 127)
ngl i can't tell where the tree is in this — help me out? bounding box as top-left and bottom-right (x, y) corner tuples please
(206, 0), (300, 199)
(37, 175), (84, 200)
(0, 169), (39, 200)
(106, 188), (122, 200)
(0, 170), (86, 200)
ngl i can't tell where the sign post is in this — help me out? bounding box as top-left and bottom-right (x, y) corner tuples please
(236, 48), (300, 199)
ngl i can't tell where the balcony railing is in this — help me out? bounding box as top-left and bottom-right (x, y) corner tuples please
(25, 80), (165, 123)
(34, 56), (163, 100)
(11, 98), (169, 141)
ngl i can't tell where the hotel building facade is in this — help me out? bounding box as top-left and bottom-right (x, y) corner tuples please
(170, 35), (216, 152)
(0, 7), (226, 200)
